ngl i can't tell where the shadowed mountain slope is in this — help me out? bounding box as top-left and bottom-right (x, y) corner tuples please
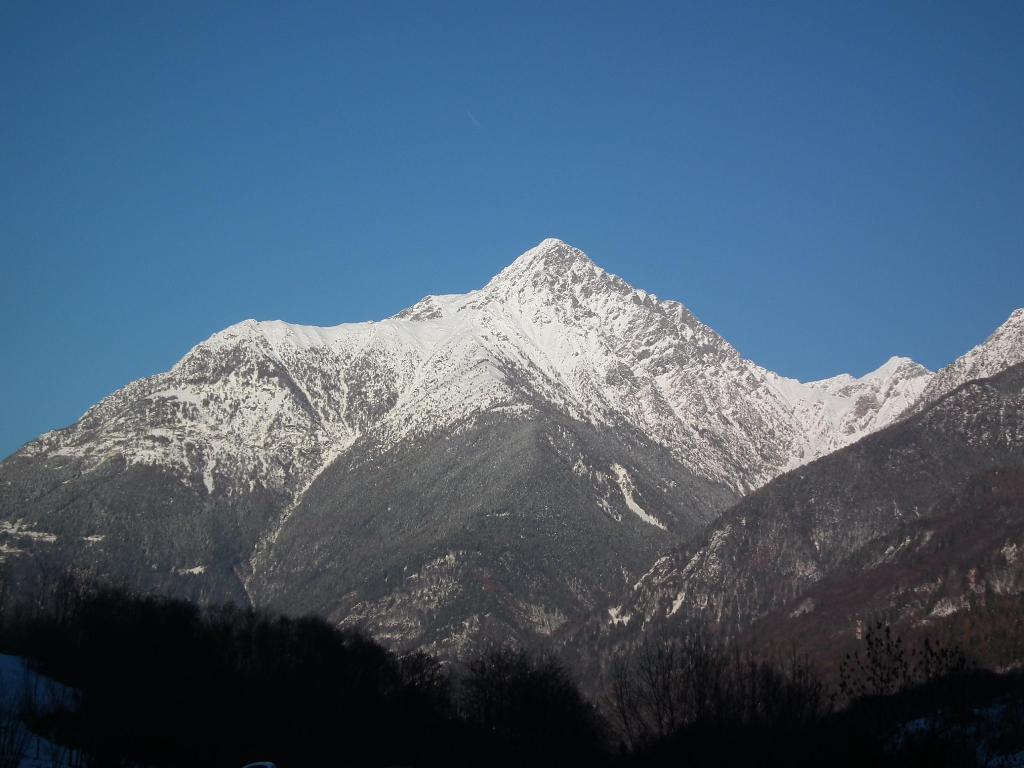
(603, 362), (1024, 663)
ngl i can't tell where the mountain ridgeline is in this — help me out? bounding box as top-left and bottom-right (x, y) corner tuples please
(1, 238), (1022, 658)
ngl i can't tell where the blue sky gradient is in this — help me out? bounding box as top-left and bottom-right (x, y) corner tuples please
(2, 1), (1023, 458)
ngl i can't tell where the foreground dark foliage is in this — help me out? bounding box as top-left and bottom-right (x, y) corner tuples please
(13, 587), (456, 766)
(612, 622), (1024, 767)
(1, 575), (603, 767)
(2, 575), (1023, 767)
(460, 645), (607, 765)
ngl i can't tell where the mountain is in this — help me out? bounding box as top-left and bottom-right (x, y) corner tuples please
(0, 238), (936, 653)
(910, 308), (1024, 412)
(605, 354), (1024, 666)
(747, 464), (1024, 669)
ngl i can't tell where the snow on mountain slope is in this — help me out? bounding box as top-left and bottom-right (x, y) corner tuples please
(768, 356), (932, 468)
(910, 308), (1024, 414)
(12, 238), (934, 502)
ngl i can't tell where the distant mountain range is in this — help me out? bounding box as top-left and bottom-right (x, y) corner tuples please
(1, 239), (1021, 659)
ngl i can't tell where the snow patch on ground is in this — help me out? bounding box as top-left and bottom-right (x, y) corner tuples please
(611, 464), (666, 530)
(669, 591), (686, 617)
(0, 521), (56, 543)
(202, 458), (216, 494)
(930, 596), (966, 618)
(607, 605), (632, 626)
(0, 654), (81, 768)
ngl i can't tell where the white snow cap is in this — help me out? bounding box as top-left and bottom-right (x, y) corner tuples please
(866, 356), (928, 379)
(909, 306), (1024, 412)
(34, 236), (975, 500)
(486, 237), (596, 282)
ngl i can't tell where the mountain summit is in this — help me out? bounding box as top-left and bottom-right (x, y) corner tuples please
(489, 237), (596, 282)
(6, 239), (1009, 654)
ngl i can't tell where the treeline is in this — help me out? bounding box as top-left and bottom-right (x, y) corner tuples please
(2, 577), (1024, 767)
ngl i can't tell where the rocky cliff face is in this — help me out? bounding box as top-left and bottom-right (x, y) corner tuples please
(0, 238), (947, 652)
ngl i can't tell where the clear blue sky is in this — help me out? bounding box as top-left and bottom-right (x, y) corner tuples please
(2, 1), (1023, 458)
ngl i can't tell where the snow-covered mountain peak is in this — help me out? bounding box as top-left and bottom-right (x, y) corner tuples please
(911, 307), (1024, 412)
(799, 356), (927, 390)
(502, 236), (592, 271)
(763, 352), (932, 470)
(392, 239), (605, 323)
(481, 238), (609, 295)
(973, 307), (1024, 355)
(13, 238), (949, 502)
(215, 317), (261, 339)
(997, 307), (1024, 338)
(865, 355), (930, 381)
(392, 292), (478, 322)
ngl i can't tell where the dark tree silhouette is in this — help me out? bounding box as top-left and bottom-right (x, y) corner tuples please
(460, 644), (607, 766)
